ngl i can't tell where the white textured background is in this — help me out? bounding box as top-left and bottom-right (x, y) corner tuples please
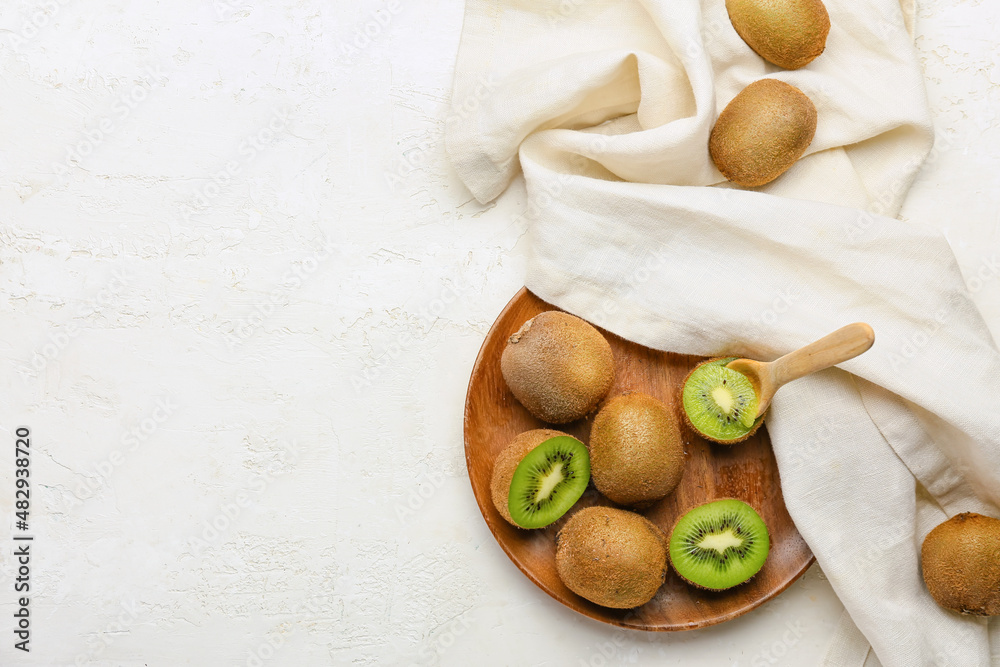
(0, 1), (997, 665)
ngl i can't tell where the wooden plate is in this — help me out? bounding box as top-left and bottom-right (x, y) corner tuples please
(464, 288), (814, 631)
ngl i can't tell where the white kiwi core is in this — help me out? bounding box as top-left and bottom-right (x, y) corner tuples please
(697, 529), (744, 554)
(711, 386), (736, 413)
(534, 462), (565, 502)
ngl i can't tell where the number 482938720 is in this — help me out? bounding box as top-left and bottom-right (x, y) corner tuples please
(15, 427), (30, 531)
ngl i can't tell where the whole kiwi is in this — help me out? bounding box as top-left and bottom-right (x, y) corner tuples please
(709, 78), (817, 188)
(726, 0), (831, 70)
(556, 506), (668, 608)
(921, 512), (1000, 616)
(501, 311), (614, 424)
(490, 429), (570, 526)
(589, 392), (685, 507)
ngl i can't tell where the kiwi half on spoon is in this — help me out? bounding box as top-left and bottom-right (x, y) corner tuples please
(669, 499), (770, 591)
(681, 358), (764, 444)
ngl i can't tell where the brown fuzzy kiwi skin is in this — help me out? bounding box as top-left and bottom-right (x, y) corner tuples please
(680, 358), (764, 445)
(921, 512), (1000, 616)
(490, 429), (575, 527)
(555, 506), (668, 609)
(589, 392), (686, 507)
(726, 0), (830, 70)
(500, 311), (615, 424)
(668, 498), (771, 591)
(709, 79), (818, 188)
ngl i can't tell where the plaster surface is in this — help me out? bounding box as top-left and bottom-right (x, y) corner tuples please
(0, 1), (996, 665)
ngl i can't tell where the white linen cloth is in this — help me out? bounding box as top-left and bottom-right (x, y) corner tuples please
(446, 0), (1000, 665)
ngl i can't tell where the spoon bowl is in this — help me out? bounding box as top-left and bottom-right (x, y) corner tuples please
(727, 323), (875, 419)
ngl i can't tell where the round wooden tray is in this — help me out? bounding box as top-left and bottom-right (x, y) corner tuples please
(464, 288), (814, 631)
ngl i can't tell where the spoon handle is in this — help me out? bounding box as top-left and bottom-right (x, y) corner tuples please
(770, 323), (875, 387)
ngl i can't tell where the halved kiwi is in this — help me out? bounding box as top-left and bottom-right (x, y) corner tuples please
(492, 432), (590, 529)
(681, 358), (763, 444)
(669, 498), (770, 590)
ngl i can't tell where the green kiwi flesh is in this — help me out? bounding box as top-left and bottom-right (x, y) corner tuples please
(682, 358), (763, 444)
(491, 429), (570, 526)
(508, 436), (591, 529)
(669, 499), (770, 590)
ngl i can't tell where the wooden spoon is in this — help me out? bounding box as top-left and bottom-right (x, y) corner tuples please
(726, 323), (875, 419)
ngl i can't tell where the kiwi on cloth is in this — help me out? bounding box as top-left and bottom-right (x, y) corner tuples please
(922, 512), (1000, 616)
(589, 392), (686, 507)
(669, 499), (770, 590)
(709, 78), (817, 188)
(490, 429), (590, 529)
(726, 0), (830, 70)
(500, 311), (614, 424)
(556, 506), (667, 608)
(682, 358), (764, 444)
